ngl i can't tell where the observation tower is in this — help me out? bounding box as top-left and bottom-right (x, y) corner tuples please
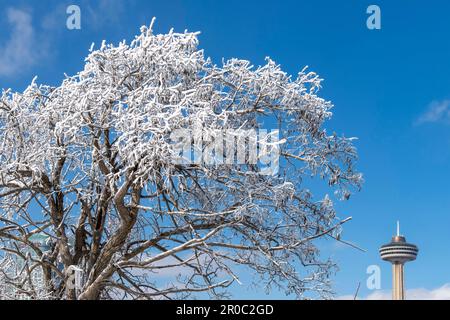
(379, 222), (418, 300)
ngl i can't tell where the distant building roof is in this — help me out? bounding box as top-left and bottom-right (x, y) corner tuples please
(28, 233), (52, 252)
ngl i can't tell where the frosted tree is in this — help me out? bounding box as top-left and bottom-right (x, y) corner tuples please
(0, 19), (362, 300)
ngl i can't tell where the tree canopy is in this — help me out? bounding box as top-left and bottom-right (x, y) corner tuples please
(0, 20), (362, 299)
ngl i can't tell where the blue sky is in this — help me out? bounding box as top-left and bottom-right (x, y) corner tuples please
(1, 0), (450, 299)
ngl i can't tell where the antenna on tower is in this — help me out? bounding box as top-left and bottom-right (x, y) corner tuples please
(397, 221), (400, 237)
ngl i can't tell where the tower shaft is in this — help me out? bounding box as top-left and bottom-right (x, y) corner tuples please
(392, 263), (404, 300)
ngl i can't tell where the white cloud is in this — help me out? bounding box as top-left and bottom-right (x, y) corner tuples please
(416, 100), (450, 125)
(336, 294), (357, 300)
(339, 283), (450, 300)
(83, 0), (128, 29)
(40, 3), (68, 32)
(128, 255), (194, 279)
(0, 8), (41, 77)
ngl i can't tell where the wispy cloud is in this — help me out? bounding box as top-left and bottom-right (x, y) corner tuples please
(83, 0), (129, 30)
(0, 8), (50, 77)
(0, 8), (35, 76)
(416, 100), (450, 125)
(338, 283), (450, 300)
(0, 2), (137, 79)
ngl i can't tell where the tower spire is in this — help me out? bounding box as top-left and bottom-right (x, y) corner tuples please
(397, 220), (400, 237)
